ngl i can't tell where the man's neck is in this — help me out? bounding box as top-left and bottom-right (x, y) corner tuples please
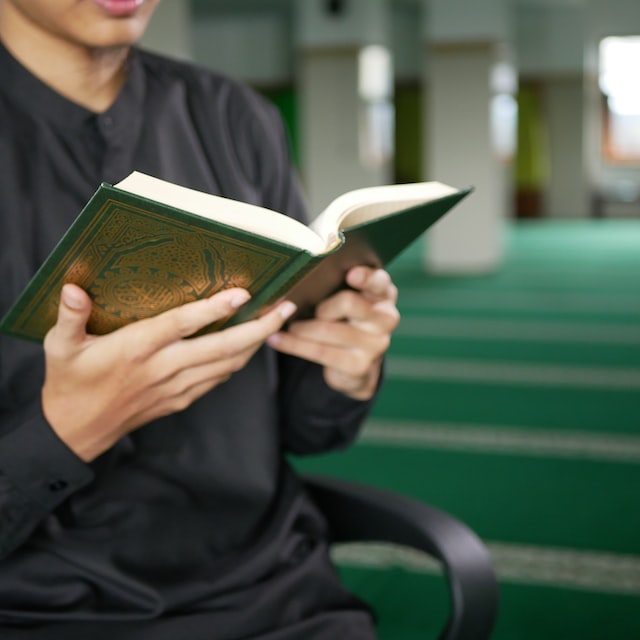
(0, 4), (129, 113)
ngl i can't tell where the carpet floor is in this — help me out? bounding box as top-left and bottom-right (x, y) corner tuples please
(293, 220), (640, 639)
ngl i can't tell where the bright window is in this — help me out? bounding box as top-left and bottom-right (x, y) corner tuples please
(599, 36), (640, 163)
(358, 46), (394, 169)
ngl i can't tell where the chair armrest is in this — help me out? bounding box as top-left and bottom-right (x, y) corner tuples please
(302, 475), (499, 640)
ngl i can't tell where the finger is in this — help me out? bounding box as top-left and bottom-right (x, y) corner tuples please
(123, 374), (229, 432)
(217, 299), (298, 347)
(46, 284), (93, 348)
(268, 328), (384, 379)
(346, 267), (397, 301)
(154, 299), (297, 370)
(118, 354), (239, 430)
(150, 359), (235, 403)
(132, 288), (252, 354)
(315, 289), (400, 330)
(131, 317), (292, 423)
(284, 318), (390, 352)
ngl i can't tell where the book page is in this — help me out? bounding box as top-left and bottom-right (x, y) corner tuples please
(115, 172), (327, 254)
(309, 181), (460, 244)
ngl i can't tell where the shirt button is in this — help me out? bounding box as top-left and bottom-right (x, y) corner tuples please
(48, 480), (68, 492)
(102, 115), (114, 128)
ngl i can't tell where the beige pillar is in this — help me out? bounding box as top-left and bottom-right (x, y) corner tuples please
(295, 0), (393, 215)
(422, 0), (511, 274)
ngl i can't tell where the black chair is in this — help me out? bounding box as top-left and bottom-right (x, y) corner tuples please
(303, 475), (499, 640)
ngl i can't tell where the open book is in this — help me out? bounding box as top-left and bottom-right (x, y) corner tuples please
(0, 171), (472, 342)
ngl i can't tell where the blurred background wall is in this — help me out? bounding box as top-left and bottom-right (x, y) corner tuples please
(141, 1), (640, 638)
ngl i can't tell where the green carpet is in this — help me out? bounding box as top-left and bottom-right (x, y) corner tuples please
(292, 220), (640, 639)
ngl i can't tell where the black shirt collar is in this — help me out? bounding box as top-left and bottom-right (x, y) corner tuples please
(0, 39), (145, 132)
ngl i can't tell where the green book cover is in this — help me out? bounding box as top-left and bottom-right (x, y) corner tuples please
(278, 187), (473, 320)
(0, 173), (472, 342)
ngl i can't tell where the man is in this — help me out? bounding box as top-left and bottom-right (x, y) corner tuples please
(0, 1), (399, 638)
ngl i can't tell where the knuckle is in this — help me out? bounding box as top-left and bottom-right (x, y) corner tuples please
(171, 376), (191, 398)
(170, 382), (208, 412)
(166, 312), (196, 340)
(216, 341), (240, 361)
(171, 394), (193, 413)
(344, 289), (362, 306)
(376, 303), (400, 330)
(228, 354), (250, 373)
(386, 300), (400, 319)
(42, 330), (58, 356)
(261, 312), (286, 335)
(43, 328), (70, 361)
(349, 352), (372, 378)
(122, 344), (149, 366)
(376, 333), (392, 354)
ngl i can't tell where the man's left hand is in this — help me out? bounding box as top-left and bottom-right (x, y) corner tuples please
(267, 266), (400, 400)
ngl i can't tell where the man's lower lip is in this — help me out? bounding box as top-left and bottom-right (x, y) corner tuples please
(93, 0), (145, 18)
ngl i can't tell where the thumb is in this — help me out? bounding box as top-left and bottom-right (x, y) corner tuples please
(52, 284), (92, 344)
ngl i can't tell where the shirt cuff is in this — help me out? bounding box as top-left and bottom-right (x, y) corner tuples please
(0, 402), (94, 510)
(280, 359), (384, 455)
(300, 359), (384, 424)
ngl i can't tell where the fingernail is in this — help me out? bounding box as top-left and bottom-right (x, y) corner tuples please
(278, 301), (297, 320)
(267, 333), (281, 347)
(230, 291), (251, 308)
(61, 285), (84, 310)
(348, 268), (366, 287)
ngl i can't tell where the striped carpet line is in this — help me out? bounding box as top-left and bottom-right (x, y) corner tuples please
(395, 316), (640, 345)
(494, 265), (640, 280)
(332, 541), (640, 595)
(386, 356), (640, 390)
(398, 289), (640, 315)
(359, 420), (640, 463)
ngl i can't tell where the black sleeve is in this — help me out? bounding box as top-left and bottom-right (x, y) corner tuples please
(0, 399), (94, 558)
(277, 354), (382, 455)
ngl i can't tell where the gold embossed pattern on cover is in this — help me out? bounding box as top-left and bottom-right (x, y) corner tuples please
(12, 198), (294, 339)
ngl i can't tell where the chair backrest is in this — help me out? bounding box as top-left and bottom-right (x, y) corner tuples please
(303, 475), (499, 640)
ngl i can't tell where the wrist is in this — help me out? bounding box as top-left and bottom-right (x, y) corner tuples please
(41, 387), (115, 462)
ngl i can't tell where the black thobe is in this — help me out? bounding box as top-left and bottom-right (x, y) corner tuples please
(0, 42), (377, 639)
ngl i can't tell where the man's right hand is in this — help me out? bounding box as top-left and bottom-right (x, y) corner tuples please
(42, 283), (296, 462)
